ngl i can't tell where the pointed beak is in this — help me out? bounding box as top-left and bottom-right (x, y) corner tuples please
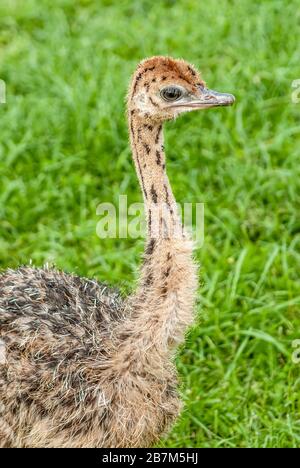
(173, 88), (235, 110)
(188, 88), (235, 109)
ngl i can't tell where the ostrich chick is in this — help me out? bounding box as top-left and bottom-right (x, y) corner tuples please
(0, 56), (234, 447)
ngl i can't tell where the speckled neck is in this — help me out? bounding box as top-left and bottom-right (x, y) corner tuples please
(128, 111), (181, 239)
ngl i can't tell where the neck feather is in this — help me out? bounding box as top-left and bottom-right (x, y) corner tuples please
(117, 109), (197, 353)
(129, 111), (181, 239)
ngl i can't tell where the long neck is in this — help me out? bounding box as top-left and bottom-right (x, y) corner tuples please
(129, 111), (180, 238)
(124, 111), (198, 350)
(110, 110), (198, 379)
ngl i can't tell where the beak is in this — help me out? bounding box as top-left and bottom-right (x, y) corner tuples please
(174, 88), (235, 109)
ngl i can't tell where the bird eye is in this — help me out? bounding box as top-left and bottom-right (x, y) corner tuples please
(160, 86), (183, 102)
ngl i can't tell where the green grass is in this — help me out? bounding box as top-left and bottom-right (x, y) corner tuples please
(1, 0), (300, 448)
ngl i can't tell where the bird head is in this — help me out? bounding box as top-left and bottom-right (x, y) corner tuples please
(128, 56), (235, 122)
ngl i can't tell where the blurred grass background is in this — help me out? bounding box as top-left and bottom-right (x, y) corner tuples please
(0, 0), (300, 447)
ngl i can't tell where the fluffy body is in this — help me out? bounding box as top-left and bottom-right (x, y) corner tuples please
(0, 237), (196, 447)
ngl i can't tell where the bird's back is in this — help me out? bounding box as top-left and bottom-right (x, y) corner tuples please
(0, 266), (124, 345)
(0, 266), (125, 447)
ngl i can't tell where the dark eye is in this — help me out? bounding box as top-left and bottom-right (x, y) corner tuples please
(160, 86), (183, 102)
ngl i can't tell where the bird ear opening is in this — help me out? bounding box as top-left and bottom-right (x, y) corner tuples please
(133, 91), (149, 112)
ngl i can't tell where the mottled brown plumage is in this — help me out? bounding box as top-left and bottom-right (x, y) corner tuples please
(0, 56), (234, 447)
